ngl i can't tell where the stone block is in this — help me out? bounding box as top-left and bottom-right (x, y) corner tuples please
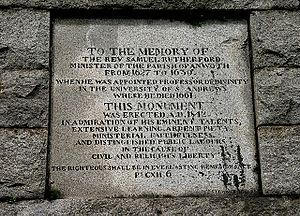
(254, 67), (300, 125)
(0, 197), (300, 215)
(0, 128), (48, 199)
(0, 0), (298, 10)
(0, 70), (49, 127)
(0, 9), (50, 69)
(258, 126), (300, 195)
(50, 19), (257, 198)
(251, 11), (300, 69)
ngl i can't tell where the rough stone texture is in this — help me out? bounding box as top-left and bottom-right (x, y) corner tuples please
(258, 126), (300, 195)
(0, 0), (298, 10)
(0, 70), (49, 127)
(254, 67), (300, 125)
(1, 197), (300, 215)
(0, 128), (48, 199)
(0, 9), (50, 70)
(251, 11), (300, 69)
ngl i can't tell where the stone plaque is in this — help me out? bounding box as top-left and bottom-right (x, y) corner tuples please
(50, 19), (258, 197)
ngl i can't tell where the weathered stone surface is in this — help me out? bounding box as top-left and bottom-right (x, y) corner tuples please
(0, 70), (49, 127)
(258, 126), (300, 195)
(254, 67), (300, 125)
(50, 19), (257, 198)
(0, 9), (50, 69)
(251, 11), (300, 69)
(0, 128), (48, 199)
(0, 0), (298, 9)
(1, 197), (300, 215)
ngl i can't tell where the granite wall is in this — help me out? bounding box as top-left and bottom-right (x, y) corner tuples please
(0, 1), (299, 215)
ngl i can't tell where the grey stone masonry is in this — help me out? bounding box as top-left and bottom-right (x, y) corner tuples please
(254, 67), (300, 125)
(251, 10), (300, 126)
(0, 9), (50, 70)
(0, 128), (48, 199)
(258, 126), (300, 195)
(1, 197), (300, 215)
(251, 11), (300, 69)
(0, 9), (50, 127)
(0, 0), (298, 10)
(0, 70), (49, 127)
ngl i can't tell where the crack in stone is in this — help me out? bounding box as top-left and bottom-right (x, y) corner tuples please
(7, 182), (26, 188)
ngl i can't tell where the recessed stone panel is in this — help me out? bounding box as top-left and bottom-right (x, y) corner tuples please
(50, 19), (257, 197)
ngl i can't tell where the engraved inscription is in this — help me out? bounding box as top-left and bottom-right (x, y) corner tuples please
(50, 19), (258, 197)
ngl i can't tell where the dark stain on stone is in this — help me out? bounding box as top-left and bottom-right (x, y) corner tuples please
(220, 145), (226, 162)
(220, 145), (230, 188)
(233, 174), (240, 190)
(222, 173), (229, 188)
(235, 145), (246, 189)
(220, 145), (248, 190)
(220, 145), (232, 162)
(237, 145), (245, 167)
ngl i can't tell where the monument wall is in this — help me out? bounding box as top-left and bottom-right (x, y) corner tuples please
(0, 1), (299, 214)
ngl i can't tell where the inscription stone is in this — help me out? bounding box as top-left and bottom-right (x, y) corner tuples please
(50, 19), (258, 197)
